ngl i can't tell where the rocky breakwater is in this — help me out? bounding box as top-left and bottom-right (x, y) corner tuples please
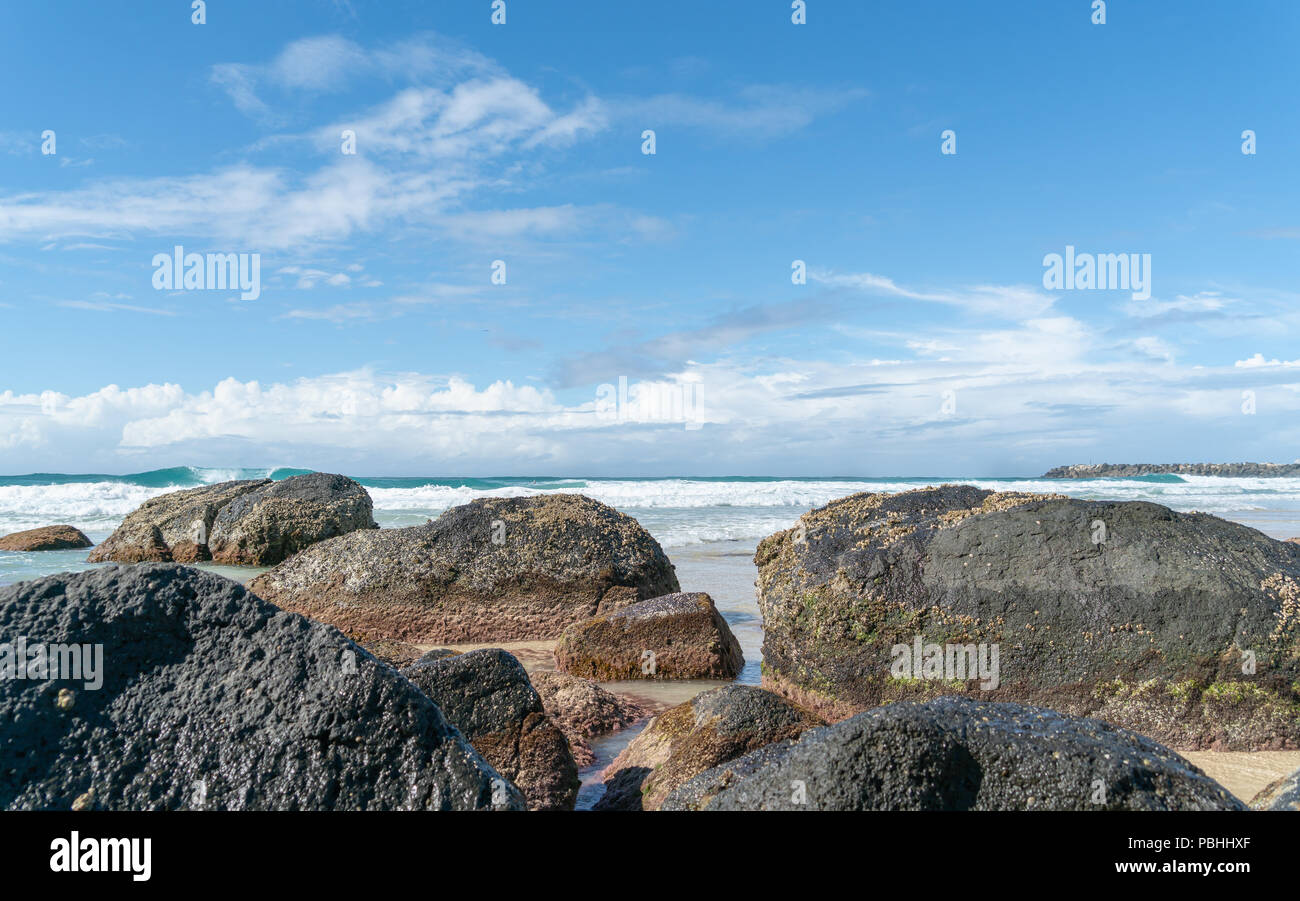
(0, 565), (522, 810)
(0, 526), (92, 552)
(1044, 462), (1300, 478)
(88, 473), (376, 566)
(755, 484), (1300, 750)
(664, 697), (1244, 810)
(250, 494), (679, 643)
(594, 684), (822, 810)
(554, 591), (744, 680)
(401, 649), (579, 810)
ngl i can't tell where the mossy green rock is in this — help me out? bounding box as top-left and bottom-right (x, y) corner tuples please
(756, 484), (1300, 750)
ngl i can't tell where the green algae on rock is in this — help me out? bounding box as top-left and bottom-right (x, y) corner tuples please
(756, 484), (1300, 750)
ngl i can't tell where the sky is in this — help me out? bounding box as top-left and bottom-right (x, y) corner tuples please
(1, 0), (1298, 477)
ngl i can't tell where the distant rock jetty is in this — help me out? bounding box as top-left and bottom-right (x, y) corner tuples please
(1043, 462), (1300, 478)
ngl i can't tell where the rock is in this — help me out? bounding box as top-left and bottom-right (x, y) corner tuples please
(0, 564), (523, 810)
(1288, 538), (1300, 545)
(88, 473), (375, 566)
(401, 649), (579, 811)
(530, 670), (650, 767)
(756, 484), (1300, 750)
(250, 494), (679, 643)
(686, 697), (1245, 811)
(1250, 767), (1300, 810)
(88, 479), (268, 563)
(593, 684), (822, 810)
(0, 526), (92, 552)
(661, 739), (800, 811)
(206, 472), (377, 565)
(1044, 462), (1300, 478)
(554, 592), (744, 681)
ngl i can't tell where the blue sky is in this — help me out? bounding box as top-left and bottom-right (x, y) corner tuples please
(1, 0), (1298, 476)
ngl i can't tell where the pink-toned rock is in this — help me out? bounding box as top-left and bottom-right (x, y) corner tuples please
(554, 592), (744, 681)
(0, 525), (92, 552)
(530, 670), (652, 766)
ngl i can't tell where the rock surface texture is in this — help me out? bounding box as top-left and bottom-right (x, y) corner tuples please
(0, 526), (92, 552)
(0, 565), (522, 810)
(594, 684), (822, 810)
(530, 670), (651, 766)
(554, 591), (744, 681)
(1250, 767), (1300, 810)
(755, 484), (1300, 750)
(251, 494), (679, 643)
(401, 649), (579, 811)
(88, 473), (375, 566)
(669, 697), (1244, 811)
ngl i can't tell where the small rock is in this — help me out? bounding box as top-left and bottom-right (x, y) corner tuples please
(0, 526), (93, 552)
(402, 649), (579, 811)
(554, 592), (744, 681)
(594, 684), (822, 810)
(530, 670), (650, 767)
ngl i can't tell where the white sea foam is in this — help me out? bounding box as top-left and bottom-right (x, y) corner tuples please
(5, 475), (1300, 551)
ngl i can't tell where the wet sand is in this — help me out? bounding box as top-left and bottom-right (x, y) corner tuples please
(1182, 751), (1300, 805)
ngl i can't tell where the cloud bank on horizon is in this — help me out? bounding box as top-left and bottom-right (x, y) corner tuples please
(1, 1), (1298, 476)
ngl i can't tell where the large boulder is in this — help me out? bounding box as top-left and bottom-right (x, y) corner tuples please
(205, 472), (377, 565)
(1250, 768), (1300, 810)
(0, 525), (92, 552)
(675, 697), (1244, 811)
(594, 684), (822, 810)
(530, 670), (651, 766)
(250, 494), (679, 643)
(88, 479), (268, 563)
(756, 485), (1300, 750)
(554, 592), (744, 680)
(88, 473), (375, 566)
(0, 565), (523, 810)
(401, 649), (579, 810)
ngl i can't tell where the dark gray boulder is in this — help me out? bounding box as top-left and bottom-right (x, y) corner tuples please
(688, 697), (1245, 811)
(756, 485), (1300, 750)
(251, 494), (679, 643)
(402, 649), (579, 811)
(0, 565), (522, 811)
